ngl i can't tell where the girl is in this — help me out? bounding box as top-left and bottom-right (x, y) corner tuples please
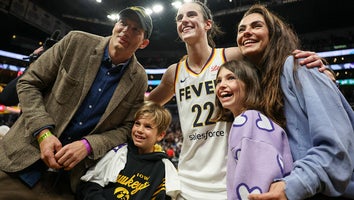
(215, 60), (293, 200)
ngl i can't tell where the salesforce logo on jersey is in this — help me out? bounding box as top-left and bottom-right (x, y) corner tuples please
(189, 130), (225, 141)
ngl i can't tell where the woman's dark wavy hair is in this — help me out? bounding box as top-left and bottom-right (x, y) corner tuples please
(240, 4), (300, 127)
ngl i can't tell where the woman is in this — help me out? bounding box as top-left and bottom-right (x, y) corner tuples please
(236, 4), (354, 200)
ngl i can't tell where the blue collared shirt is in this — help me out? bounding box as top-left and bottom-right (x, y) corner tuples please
(59, 47), (130, 145)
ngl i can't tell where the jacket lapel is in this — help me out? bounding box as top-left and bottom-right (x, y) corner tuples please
(81, 37), (111, 102)
(97, 54), (138, 125)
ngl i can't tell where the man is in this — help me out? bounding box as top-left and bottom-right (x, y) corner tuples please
(0, 6), (151, 200)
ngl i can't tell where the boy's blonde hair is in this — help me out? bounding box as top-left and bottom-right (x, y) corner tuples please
(134, 101), (172, 134)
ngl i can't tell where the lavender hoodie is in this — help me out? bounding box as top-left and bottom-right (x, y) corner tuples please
(227, 110), (293, 200)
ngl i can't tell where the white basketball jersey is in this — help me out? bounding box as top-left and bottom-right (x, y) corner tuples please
(175, 48), (230, 199)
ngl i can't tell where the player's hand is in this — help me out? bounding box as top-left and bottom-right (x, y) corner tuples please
(293, 49), (326, 72)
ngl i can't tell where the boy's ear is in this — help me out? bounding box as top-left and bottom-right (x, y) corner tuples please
(157, 131), (166, 142)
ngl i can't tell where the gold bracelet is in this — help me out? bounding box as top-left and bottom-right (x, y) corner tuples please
(37, 131), (52, 144)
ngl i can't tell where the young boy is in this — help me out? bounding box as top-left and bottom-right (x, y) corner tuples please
(77, 101), (180, 200)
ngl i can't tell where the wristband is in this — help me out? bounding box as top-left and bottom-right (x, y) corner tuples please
(37, 131), (52, 144)
(81, 138), (92, 154)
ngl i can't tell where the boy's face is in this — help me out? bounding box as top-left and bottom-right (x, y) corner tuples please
(132, 116), (164, 154)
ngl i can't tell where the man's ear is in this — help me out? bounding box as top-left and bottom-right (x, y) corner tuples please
(139, 39), (150, 49)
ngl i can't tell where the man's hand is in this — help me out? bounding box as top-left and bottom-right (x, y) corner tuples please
(54, 140), (88, 170)
(293, 49), (327, 72)
(248, 181), (288, 200)
(38, 130), (63, 169)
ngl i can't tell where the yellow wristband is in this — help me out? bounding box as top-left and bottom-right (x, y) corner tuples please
(37, 131), (52, 144)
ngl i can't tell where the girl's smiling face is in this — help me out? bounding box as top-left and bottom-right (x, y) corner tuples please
(216, 67), (246, 116)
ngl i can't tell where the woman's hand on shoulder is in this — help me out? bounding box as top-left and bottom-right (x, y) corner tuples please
(293, 49), (327, 72)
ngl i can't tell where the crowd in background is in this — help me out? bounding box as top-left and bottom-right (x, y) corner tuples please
(159, 119), (183, 168)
